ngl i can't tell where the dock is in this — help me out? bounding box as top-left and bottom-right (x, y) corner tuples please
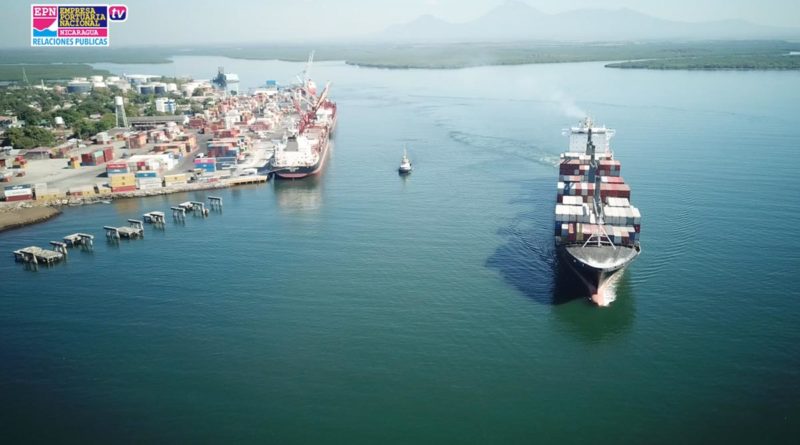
(190, 201), (209, 216)
(13, 246), (65, 265)
(104, 220), (145, 239)
(171, 206), (187, 219)
(143, 211), (166, 224)
(208, 196), (223, 209)
(63, 233), (95, 247)
(11, 193), (233, 264)
(226, 175), (269, 186)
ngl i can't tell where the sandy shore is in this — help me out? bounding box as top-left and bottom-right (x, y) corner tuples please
(0, 206), (62, 233)
(0, 175), (268, 233)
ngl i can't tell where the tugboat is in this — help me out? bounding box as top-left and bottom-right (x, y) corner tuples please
(398, 148), (412, 174)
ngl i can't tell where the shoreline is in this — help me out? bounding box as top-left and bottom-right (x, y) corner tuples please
(0, 206), (62, 233)
(0, 175), (269, 232)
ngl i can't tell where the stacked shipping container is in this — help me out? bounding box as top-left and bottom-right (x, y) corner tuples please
(109, 173), (136, 193)
(79, 147), (113, 166)
(2, 184), (33, 201)
(194, 157), (216, 172)
(555, 152), (641, 247)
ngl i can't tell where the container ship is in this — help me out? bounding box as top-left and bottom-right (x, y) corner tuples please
(554, 118), (641, 305)
(271, 78), (337, 179)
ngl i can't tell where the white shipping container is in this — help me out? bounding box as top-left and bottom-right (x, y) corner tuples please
(137, 182), (163, 190)
(631, 207), (641, 224)
(136, 177), (162, 184)
(3, 187), (33, 197)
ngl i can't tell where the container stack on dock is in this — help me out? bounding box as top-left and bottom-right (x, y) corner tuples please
(2, 184), (33, 202)
(207, 141), (240, 159)
(135, 170), (162, 190)
(109, 172), (136, 193)
(80, 147), (113, 166)
(105, 162), (133, 193)
(194, 157), (216, 173)
(164, 174), (188, 187)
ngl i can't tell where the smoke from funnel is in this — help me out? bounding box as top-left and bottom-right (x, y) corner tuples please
(550, 90), (586, 119)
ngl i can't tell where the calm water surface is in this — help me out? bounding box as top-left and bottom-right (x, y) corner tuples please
(1, 58), (798, 443)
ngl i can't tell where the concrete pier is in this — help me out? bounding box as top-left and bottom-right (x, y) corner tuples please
(171, 206), (186, 219)
(49, 241), (68, 258)
(143, 211), (166, 224)
(208, 196), (223, 210)
(63, 233), (94, 248)
(13, 246), (65, 265)
(190, 201), (209, 217)
(104, 220), (144, 239)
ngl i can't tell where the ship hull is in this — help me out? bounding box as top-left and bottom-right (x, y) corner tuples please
(557, 243), (640, 302)
(273, 140), (330, 179)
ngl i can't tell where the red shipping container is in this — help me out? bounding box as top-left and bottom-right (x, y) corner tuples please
(103, 147), (114, 162)
(5, 194), (33, 202)
(111, 185), (136, 193)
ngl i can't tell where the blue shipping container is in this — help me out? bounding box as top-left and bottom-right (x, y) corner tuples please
(135, 171), (158, 178)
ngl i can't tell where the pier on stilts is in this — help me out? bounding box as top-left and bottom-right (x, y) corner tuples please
(11, 194), (237, 264)
(171, 206), (187, 220)
(190, 201), (209, 217)
(104, 220), (144, 240)
(63, 233), (94, 249)
(143, 211), (166, 224)
(13, 246), (66, 265)
(208, 196), (223, 210)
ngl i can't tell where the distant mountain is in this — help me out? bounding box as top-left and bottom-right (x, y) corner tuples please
(375, 0), (800, 42)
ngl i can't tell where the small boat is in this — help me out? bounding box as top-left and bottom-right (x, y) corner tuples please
(398, 148), (412, 174)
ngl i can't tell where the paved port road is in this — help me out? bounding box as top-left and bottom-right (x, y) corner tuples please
(169, 130), (211, 175)
(4, 140), (128, 191)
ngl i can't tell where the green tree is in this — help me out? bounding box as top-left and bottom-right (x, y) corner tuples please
(3, 125), (55, 149)
(17, 106), (43, 125)
(72, 120), (95, 139)
(96, 113), (116, 132)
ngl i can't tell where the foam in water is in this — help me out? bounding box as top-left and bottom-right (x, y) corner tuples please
(593, 271), (622, 306)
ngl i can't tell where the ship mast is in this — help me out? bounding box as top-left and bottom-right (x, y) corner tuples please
(585, 120), (601, 217)
(585, 118), (608, 247)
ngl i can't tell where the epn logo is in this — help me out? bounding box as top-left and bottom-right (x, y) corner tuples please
(109, 5), (127, 22)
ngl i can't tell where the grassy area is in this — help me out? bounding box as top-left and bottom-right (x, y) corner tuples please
(605, 54), (800, 70)
(0, 48), (172, 65)
(201, 40), (800, 70)
(0, 64), (111, 82)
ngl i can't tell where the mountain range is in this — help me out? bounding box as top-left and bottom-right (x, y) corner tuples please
(377, 1), (800, 42)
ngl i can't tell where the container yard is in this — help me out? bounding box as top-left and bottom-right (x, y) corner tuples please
(0, 68), (333, 209)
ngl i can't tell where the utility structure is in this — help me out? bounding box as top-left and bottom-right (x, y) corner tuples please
(114, 96), (128, 128)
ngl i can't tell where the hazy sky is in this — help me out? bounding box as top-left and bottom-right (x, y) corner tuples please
(4, 0), (799, 47)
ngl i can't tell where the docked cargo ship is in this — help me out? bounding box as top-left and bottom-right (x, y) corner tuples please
(271, 77), (337, 179)
(554, 118), (641, 305)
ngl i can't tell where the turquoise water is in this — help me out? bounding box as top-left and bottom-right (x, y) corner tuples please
(1, 58), (799, 443)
